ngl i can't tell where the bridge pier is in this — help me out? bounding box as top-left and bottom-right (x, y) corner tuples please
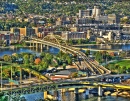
(53, 90), (58, 100)
(41, 44), (43, 51)
(43, 91), (48, 100)
(30, 42), (31, 47)
(33, 42), (35, 48)
(98, 85), (103, 97)
(36, 43), (38, 49)
(74, 88), (79, 101)
(57, 89), (63, 101)
(46, 45), (49, 50)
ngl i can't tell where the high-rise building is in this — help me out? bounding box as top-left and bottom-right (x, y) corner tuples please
(108, 14), (120, 24)
(79, 9), (92, 18)
(92, 6), (101, 18)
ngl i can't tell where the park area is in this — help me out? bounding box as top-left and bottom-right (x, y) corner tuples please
(106, 60), (130, 74)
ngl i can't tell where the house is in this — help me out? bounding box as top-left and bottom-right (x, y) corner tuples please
(51, 68), (77, 80)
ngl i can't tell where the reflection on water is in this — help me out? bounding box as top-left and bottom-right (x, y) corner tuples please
(21, 91), (130, 101)
(0, 47), (59, 57)
(78, 44), (130, 51)
(84, 96), (130, 101)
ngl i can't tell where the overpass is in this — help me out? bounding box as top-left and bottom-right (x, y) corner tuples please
(25, 34), (111, 75)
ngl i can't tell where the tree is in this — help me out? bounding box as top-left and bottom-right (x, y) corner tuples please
(66, 56), (72, 65)
(46, 53), (53, 64)
(57, 51), (64, 57)
(11, 55), (16, 63)
(78, 39), (82, 44)
(114, 64), (120, 74)
(122, 66), (127, 73)
(85, 50), (90, 57)
(30, 55), (34, 64)
(95, 52), (102, 63)
(69, 39), (73, 45)
(109, 52), (115, 57)
(34, 58), (41, 65)
(63, 63), (66, 70)
(23, 54), (29, 64)
(3, 55), (11, 62)
(71, 72), (78, 78)
(42, 62), (49, 70)
(40, 52), (45, 58)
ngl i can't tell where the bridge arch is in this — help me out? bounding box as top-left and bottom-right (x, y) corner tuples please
(43, 34), (67, 46)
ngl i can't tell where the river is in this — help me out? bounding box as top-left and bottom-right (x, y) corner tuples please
(20, 91), (130, 101)
(0, 47), (59, 57)
(1, 44), (130, 57)
(76, 43), (130, 51)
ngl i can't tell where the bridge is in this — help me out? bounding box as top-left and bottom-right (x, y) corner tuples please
(25, 34), (111, 75)
(1, 81), (130, 101)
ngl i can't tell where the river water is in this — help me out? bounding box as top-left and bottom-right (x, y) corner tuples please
(76, 44), (130, 51)
(0, 47), (59, 57)
(1, 44), (130, 57)
(20, 91), (130, 101)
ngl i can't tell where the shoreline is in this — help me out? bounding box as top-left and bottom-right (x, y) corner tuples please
(72, 43), (130, 47)
(0, 46), (35, 49)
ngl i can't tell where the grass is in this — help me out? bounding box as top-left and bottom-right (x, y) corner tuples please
(114, 60), (130, 68)
(12, 44), (23, 47)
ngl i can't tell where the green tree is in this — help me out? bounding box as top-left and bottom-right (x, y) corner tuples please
(11, 55), (16, 63)
(43, 62), (49, 70)
(85, 50), (90, 56)
(40, 52), (45, 58)
(63, 63), (66, 70)
(71, 72), (78, 78)
(3, 55), (11, 62)
(66, 56), (72, 65)
(23, 54), (29, 64)
(78, 39), (82, 44)
(30, 55), (34, 64)
(95, 52), (102, 63)
(69, 39), (73, 45)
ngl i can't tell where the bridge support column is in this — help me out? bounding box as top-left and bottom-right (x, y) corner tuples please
(43, 44), (45, 48)
(98, 85), (103, 97)
(36, 43), (38, 49)
(43, 91), (48, 100)
(46, 45), (49, 50)
(41, 44), (43, 51)
(74, 88), (79, 101)
(85, 89), (89, 99)
(33, 42), (35, 48)
(54, 90), (63, 101)
(30, 42), (31, 47)
(53, 90), (57, 100)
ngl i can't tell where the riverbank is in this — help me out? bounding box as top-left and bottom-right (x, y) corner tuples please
(72, 42), (130, 47)
(0, 45), (34, 49)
